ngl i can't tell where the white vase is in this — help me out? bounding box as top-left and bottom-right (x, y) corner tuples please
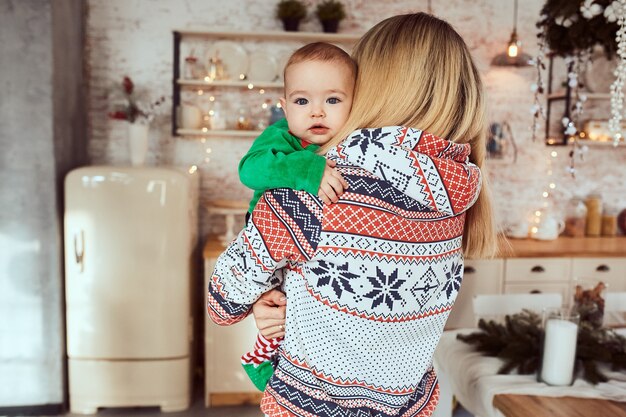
(127, 122), (149, 166)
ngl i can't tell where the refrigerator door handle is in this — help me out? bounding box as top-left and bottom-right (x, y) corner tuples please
(74, 230), (85, 273)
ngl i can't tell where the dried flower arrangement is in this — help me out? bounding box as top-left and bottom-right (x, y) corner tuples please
(108, 76), (165, 124)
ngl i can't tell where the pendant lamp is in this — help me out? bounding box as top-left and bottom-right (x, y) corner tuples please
(492, 0), (532, 67)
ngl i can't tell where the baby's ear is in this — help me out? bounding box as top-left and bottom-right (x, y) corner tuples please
(279, 97), (287, 117)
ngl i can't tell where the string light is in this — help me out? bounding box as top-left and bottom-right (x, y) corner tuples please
(530, 31), (547, 142)
(578, 0), (624, 147)
(608, 0), (626, 147)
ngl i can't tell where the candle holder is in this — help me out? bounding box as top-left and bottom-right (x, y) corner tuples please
(538, 307), (579, 386)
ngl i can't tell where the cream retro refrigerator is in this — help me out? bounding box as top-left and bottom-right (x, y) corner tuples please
(64, 167), (198, 414)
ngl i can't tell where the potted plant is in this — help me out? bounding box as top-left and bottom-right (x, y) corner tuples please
(276, 0), (307, 32)
(315, 0), (346, 33)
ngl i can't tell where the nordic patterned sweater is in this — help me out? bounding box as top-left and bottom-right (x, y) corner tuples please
(207, 126), (482, 417)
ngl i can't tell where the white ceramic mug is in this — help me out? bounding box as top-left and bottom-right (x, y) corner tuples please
(532, 216), (565, 240)
(180, 104), (202, 129)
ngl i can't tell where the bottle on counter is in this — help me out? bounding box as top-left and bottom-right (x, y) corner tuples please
(602, 205), (618, 237)
(564, 197), (587, 237)
(585, 192), (603, 237)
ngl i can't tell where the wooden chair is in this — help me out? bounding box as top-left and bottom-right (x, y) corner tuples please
(472, 293), (563, 324)
(605, 292), (626, 327)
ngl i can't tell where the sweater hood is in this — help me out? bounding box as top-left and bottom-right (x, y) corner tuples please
(328, 126), (481, 216)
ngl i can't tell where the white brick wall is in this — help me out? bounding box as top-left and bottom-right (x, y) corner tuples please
(86, 0), (626, 237)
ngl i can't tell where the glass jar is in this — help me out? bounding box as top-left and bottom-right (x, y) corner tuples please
(184, 56), (203, 80)
(209, 101), (227, 130)
(584, 193), (603, 237)
(564, 197), (587, 237)
(235, 107), (252, 130)
(602, 205), (618, 236)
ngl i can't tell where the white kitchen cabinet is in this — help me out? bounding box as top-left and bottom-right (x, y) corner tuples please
(445, 259), (504, 329)
(503, 282), (571, 300)
(445, 254), (626, 329)
(571, 258), (626, 291)
(503, 257), (572, 300)
(504, 258), (571, 283)
(204, 236), (626, 405)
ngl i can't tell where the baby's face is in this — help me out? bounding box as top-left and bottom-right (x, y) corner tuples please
(280, 60), (354, 146)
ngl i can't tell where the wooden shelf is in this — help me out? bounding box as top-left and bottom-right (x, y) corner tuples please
(178, 79), (283, 89)
(173, 29), (361, 43)
(177, 128), (260, 138)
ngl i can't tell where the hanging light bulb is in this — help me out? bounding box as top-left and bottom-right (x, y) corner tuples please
(492, 0), (532, 67)
(507, 31), (519, 58)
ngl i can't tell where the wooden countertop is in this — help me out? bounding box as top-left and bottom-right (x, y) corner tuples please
(500, 236), (626, 258)
(203, 235), (227, 259)
(493, 394), (626, 417)
(204, 235), (626, 260)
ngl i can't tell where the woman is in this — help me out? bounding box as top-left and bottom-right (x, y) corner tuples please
(207, 12), (496, 417)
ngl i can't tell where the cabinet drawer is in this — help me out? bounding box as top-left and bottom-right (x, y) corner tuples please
(504, 282), (570, 302)
(461, 259), (505, 292)
(446, 259), (504, 329)
(504, 258), (571, 283)
(571, 258), (626, 291)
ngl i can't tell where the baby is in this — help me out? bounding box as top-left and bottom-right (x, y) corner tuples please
(237, 42), (356, 390)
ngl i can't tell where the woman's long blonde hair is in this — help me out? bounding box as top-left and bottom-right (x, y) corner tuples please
(320, 13), (496, 259)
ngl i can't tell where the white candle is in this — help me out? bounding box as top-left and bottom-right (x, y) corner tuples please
(540, 318), (578, 386)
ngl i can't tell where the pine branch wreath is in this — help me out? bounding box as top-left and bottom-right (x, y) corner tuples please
(457, 310), (626, 384)
(537, 0), (618, 58)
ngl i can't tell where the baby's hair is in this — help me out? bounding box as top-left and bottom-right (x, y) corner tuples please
(284, 42), (357, 82)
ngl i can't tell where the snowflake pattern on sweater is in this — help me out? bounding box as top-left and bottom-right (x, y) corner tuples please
(207, 126), (482, 417)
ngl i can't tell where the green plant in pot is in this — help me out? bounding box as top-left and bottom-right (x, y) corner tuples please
(276, 0), (307, 32)
(315, 0), (346, 33)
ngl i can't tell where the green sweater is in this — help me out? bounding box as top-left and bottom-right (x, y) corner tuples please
(238, 118), (327, 213)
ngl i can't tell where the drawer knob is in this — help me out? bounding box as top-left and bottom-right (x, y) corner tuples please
(596, 264), (610, 272)
(464, 266), (476, 274)
(530, 265), (545, 273)
(530, 289), (542, 294)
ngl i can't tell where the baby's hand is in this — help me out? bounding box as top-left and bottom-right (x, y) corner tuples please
(318, 160), (348, 204)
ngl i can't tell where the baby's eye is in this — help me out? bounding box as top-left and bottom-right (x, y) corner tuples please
(294, 98), (308, 105)
(327, 97), (341, 104)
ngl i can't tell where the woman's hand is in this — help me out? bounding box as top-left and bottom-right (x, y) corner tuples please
(252, 289), (287, 339)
